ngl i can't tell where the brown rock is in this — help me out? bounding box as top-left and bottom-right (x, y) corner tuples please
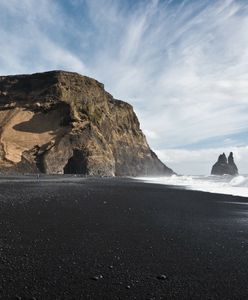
(0, 70), (173, 176)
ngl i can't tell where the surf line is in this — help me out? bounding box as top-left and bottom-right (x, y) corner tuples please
(220, 201), (248, 205)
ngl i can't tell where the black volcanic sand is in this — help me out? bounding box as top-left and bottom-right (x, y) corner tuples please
(0, 176), (248, 299)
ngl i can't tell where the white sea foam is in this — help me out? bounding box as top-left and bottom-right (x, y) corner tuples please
(138, 175), (248, 198)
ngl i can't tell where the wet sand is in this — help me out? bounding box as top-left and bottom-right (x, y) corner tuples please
(0, 176), (248, 299)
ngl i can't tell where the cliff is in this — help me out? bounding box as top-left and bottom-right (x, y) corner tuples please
(0, 70), (173, 176)
(211, 152), (238, 176)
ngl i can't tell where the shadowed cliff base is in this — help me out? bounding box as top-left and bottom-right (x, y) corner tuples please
(63, 149), (88, 174)
(0, 70), (173, 176)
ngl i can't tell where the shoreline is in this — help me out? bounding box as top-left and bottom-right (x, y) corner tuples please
(137, 174), (248, 198)
(1, 173), (248, 198)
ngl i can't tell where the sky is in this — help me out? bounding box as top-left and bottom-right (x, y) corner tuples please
(0, 0), (248, 174)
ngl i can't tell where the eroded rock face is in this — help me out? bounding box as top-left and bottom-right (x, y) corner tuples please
(0, 70), (173, 176)
(211, 152), (238, 176)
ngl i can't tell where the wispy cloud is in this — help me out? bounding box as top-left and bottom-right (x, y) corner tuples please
(0, 0), (248, 174)
(0, 0), (86, 74)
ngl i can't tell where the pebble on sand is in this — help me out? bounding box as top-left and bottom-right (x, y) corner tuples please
(156, 274), (167, 280)
(91, 275), (104, 281)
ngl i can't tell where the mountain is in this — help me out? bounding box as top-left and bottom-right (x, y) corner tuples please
(0, 70), (173, 176)
(211, 152), (238, 176)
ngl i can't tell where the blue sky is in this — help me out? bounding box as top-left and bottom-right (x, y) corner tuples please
(1, 0), (248, 174)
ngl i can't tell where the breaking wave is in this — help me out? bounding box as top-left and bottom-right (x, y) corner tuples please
(138, 174), (248, 198)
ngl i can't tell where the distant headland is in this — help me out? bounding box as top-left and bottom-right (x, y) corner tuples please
(0, 70), (173, 176)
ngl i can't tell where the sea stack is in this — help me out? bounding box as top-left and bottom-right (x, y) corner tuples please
(211, 152), (238, 175)
(0, 70), (173, 176)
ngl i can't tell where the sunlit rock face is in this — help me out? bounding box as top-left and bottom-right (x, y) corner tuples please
(0, 70), (173, 176)
(211, 152), (238, 176)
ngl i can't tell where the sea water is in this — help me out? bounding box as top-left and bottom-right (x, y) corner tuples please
(138, 174), (248, 198)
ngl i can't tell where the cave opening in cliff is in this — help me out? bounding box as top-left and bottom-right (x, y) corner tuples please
(63, 150), (87, 174)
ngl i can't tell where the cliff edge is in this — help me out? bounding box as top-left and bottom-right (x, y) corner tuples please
(0, 70), (173, 176)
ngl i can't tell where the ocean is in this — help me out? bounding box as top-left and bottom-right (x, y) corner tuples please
(138, 174), (248, 198)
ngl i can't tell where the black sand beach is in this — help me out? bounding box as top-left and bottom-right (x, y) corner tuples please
(0, 176), (248, 299)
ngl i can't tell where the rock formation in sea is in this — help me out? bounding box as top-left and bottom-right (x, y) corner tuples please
(227, 152), (239, 175)
(211, 152), (238, 175)
(0, 70), (173, 176)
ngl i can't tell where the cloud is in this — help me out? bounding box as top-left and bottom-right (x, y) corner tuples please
(73, 0), (248, 151)
(0, 0), (248, 174)
(0, 0), (86, 74)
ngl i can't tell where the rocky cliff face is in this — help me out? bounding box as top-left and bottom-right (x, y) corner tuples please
(211, 152), (238, 176)
(0, 71), (173, 176)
